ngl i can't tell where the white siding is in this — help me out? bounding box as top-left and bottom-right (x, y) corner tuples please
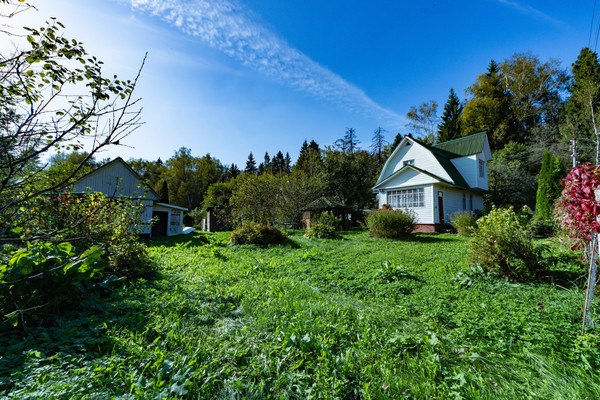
(153, 204), (184, 236)
(378, 139), (452, 184)
(379, 168), (439, 189)
(379, 184), (434, 224)
(72, 161), (160, 200)
(139, 199), (154, 235)
(475, 154), (489, 190)
(451, 155), (477, 188)
(433, 186), (485, 224)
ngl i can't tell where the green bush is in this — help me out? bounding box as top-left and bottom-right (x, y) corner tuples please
(468, 207), (546, 280)
(529, 218), (557, 238)
(229, 223), (286, 245)
(311, 212), (341, 230)
(449, 210), (477, 236)
(304, 223), (339, 239)
(365, 209), (416, 239)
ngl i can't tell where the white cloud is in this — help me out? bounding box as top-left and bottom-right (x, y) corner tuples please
(123, 0), (404, 126)
(495, 0), (567, 28)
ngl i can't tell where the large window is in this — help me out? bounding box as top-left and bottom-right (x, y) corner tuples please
(388, 188), (424, 208)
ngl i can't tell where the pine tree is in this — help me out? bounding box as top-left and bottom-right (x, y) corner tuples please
(370, 127), (387, 167)
(534, 150), (566, 220)
(308, 140), (320, 153)
(158, 180), (169, 203)
(229, 163), (240, 179)
(437, 89), (463, 143)
(284, 152), (292, 174)
(245, 152), (258, 174)
(335, 128), (359, 153)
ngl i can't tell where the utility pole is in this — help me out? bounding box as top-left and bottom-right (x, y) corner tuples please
(572, 134), (578, 168)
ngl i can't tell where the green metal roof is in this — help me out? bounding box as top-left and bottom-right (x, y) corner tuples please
(304, 197), (351, 211)
(431, 131), (487, 156)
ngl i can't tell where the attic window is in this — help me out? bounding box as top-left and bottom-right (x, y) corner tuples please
(479, 160), (485, 177)
(403, 159), (415, 166)
(405, 142), (412, 147)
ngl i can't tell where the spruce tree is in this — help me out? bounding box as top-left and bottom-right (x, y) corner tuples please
(437, 89), (463, 143)
(245, 152), (258, 174)
(308, 140), (320, 153)
(284, 152), (292, 174)
(534, 150), (566, 220)
(158, 180), (169, 203)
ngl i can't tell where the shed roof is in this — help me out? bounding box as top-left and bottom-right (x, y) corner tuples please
(304, 197), (351, 211)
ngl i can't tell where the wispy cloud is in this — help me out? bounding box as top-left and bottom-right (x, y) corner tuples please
(124, 0), (404, 126)
(495, 0), (567, 28)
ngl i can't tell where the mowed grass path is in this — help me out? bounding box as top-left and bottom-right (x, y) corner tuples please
(1, 231), (599, 399)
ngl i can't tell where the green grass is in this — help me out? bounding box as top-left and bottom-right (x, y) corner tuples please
(1, 231), (599, 399)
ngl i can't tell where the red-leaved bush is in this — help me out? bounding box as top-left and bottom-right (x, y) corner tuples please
(555, 163), (600, 249)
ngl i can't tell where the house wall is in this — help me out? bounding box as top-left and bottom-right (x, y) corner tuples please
(379, 184), (434, 224)
(153, 204), (184, 236)
(475, 153), (489, 190)
(72, 161), (160, 200)
(434, 186), (485, 224)
(378, 168), (439, 190)
(378, 140), (453, 185)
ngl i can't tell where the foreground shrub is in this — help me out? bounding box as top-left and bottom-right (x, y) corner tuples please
(366, 209), (416, 239)
(468, 207), (545, 280)
(311, 212), (342, 230)
(0, 242), (106, 328)
(304, 223), (339, 239)
(449, 210), (478, 236)
(229, 223), (286, 245)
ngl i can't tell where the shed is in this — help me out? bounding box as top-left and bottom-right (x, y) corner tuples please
(71, 157), (188, 237)
(302, 197), (351, 230)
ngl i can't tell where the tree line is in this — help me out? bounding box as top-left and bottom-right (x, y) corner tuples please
(44, 48), (600, 227)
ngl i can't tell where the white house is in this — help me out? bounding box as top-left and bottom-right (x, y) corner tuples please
(373, 132), (492, 232)
(71, 157), (188, 237)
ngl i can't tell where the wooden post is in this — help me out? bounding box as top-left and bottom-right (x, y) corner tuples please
(584, 189), (600, 333)
(206, 207), (216, 233)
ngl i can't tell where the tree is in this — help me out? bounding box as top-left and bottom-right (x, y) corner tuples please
(245, 152), (258, 174)
(322, 149), (377, 208)
(335, 128), (360, 154)
(486, 142), (537, 209)
(294, 140), (323, 175)
(462, 60), (513, 150)
(437, 89), (463, 143)
(501, 52), (567, 139)
(165, 148), (224, 210)
(158, 180), (169, 203)
(46, 151), (98, 186)
(533, 150), (565, 221)
(128, 158), (167, 192)
(370, 127), (388, 166)
(564, 48), (600, 164)
(0, 3), (143, 238)
(228, 163), (240, 179)
(406, 101), (439, 144)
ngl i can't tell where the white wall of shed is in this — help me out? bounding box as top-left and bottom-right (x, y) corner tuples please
(72, 161), (159, 200)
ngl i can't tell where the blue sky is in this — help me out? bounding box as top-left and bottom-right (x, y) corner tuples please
(13, 0), (592, 166)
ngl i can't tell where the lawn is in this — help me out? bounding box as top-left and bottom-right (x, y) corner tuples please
(1, 230), (599, 399)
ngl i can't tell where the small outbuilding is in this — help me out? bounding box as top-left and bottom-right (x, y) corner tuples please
(302, 197), (351, 230)
(71, 157), (188, 237)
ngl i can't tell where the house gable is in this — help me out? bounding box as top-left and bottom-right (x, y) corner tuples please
(376, 137), (454, 187)
(72, 157), (161, 201)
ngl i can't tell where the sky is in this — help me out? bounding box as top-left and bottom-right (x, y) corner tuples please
(5, 0), (594, 167)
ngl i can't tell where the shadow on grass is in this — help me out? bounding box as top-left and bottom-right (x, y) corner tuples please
(0, 268), (240, 395)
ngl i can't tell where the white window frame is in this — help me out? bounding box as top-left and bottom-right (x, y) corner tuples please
(479, 160), (485, 177)
(170, 210), (181, 226)
(403, 159), (415, 166)
(387, 188), (425, 208)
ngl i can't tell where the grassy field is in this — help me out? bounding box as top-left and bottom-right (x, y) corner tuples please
(1, 230), (599, 399)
